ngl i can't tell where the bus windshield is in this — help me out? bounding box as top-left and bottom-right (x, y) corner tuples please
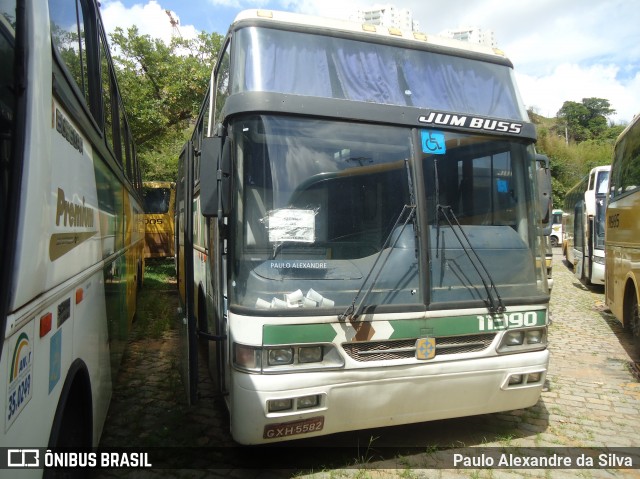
(229, 115), (545, 312)
(143, 186), (172, 214)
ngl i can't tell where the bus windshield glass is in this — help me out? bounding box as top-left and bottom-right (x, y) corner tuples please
(233, 27), (528, 121)
(143, 187), (172, 214)
(422, 131), (544, 304)
(229, 115), (545, 312)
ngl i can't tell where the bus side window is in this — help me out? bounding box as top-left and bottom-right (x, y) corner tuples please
(213, 40), (231, 129)
(49, 0), (92, 109)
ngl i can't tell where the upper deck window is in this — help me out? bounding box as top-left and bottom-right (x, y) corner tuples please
(233, 27), (527, 121)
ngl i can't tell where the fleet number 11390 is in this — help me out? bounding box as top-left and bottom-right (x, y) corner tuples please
(477, 311), (539, 331)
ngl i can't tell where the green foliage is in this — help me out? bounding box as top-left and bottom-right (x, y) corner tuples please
(533, 99), (623, 206)
(556, 97), (616, 142)
(109, 27), (223, 182)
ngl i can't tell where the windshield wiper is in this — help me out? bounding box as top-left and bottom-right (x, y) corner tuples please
(433, 159), (505, 314)
(340, 159), (417, 322)
(339, 204), (415, 322)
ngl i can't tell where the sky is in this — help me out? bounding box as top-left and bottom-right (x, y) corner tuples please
(99, 0), (640, 124)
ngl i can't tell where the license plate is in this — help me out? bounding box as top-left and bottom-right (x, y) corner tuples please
(263, 416), (325, 439)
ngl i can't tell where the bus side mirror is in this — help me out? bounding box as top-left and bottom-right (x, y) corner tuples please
(536, 154), (552, 235)
(200, 136), (231, 218)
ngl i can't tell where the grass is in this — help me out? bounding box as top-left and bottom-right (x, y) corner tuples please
(134, 258), (178, 339)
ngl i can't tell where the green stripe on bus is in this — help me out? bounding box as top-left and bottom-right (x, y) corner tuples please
(390, 310), (547, 339)
(263, 323), (338, 345)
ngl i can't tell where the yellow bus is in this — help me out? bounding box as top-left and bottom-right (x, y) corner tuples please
(142, 181), (176, 258)
(0, 0), (144, 472)
(605, 114), (640, 357)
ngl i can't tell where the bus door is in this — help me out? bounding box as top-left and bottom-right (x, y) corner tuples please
(177, 141), (198, 404)
(573, 200), (585, 278)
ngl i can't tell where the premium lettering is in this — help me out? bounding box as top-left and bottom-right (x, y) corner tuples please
(56, 188), (95, 228)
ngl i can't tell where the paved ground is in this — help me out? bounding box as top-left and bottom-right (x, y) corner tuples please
(94, 249), (640, 478)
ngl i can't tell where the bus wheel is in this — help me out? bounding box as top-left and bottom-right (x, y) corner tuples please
(624, 285), (640, 359)
(45, 373), (92, 478)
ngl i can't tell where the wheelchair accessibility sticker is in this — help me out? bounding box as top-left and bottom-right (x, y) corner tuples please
(421, 130), (446, 155)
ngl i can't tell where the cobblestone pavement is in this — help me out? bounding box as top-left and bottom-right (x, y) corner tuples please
(94, 249), (640, 478)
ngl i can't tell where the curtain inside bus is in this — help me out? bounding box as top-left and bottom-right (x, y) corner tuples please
(235, 27), (527, 120)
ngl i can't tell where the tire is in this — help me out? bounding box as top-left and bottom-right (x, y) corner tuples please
(624, 285), (640, 359)
(550, 236), (559, 247)
(45, 375), (92, 479)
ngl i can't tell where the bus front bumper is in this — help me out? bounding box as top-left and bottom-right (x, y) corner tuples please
(229, 349), (549, 444)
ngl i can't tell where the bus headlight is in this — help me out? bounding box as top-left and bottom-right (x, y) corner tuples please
(233, 343), (344, 373)
(497, 327), (547, 353)
(503, 331), (524, 346)
(268, 348), (294, 366)
(526, 329), (544, 344)
(299, 346), (323, 363)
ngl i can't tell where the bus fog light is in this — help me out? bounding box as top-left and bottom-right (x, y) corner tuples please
(297, 395), (320, 409)
(504, 331), (524, 346)
(234, 344), (261, 370)
(268, 398), (293, 412)
(508, 374), (523, 385)
(268, 348), (294, 365)
(299, 346), (323, 363)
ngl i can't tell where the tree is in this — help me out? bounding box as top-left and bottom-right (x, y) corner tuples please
(556, 97), (616, 143)
(109, 27), (223, 181)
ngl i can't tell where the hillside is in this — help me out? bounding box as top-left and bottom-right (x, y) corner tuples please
(528, 110), (625, 204)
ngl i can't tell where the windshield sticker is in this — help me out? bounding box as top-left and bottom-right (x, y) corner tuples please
(421, 130), (446, 155)
(267, 209), (315, 243)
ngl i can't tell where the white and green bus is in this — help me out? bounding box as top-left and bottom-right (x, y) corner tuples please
(177, 9), (550, 445)
(0, 0), (144, 472)
(563, 165), (610, 285)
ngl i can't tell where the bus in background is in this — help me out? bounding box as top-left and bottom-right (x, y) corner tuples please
(178, 10), (550, 445)
(606, 114), (640, 357)
(563, 165), (610, 285)
(550, 209), (563, 248)
(143, 181), (176, 258)
(0, 0), (144, 469)
(536, 154), (553, 292)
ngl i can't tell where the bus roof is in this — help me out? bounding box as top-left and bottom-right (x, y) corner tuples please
(231, 9), (508, 61)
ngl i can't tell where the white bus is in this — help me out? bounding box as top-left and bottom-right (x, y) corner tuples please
(563, 165), (610, 285)
(178, 10), (550, 445)
(550, 209), (563, 248)
(606, 114), (640, 357)
(0, 0), (144, 471)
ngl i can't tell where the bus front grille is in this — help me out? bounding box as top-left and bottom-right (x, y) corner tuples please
(341, 334), (497, 362)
